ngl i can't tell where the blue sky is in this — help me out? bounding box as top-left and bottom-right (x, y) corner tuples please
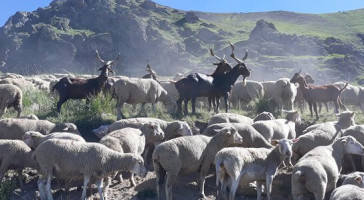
(1, 0), (364, 27)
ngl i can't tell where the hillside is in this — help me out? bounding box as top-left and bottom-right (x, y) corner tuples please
(0, 0), (364, 83)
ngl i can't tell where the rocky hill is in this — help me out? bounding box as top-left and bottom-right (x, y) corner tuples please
(1, 0), (364, 83)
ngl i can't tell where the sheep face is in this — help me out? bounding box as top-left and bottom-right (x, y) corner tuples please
(177, 121), (193, 136)
(131, 156), (147, 177)
(148, 122), (165, 140)
(284, 110), (301, 124)
(342, 172), (364, 188)
(272, 138), (298, 166)
(341, 136), (364, 156)
(222, 126), (243, 145)
(54, 123), (80, 134)
(337, 111), (355, 128)
(22, 131), (41, 148)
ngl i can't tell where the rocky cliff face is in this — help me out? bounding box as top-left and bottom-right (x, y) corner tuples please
(0, 0), (363, 83)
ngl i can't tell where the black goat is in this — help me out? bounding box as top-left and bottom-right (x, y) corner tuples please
(175, 43), (250, 115)
(52, 50), (120, 113)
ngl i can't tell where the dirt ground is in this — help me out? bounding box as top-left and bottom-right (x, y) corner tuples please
(9, 167), (294, 200)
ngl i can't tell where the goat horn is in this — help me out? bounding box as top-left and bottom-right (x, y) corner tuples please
(109, 53), (120, 65)
(209, 46), (223, 62)
(95, 50), (105, 63)
(297, 69), (302, 74)
(229, 41), (243, 64)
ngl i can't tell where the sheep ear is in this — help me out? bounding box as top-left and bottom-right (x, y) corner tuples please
(291, 138), (299, 144)
(271, 140), (279, 146)
(355, 176), (362, 183)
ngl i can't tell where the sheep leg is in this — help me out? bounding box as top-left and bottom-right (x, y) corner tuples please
(46, 174), (54, 200)
(95, 178), (105, 200)
(165, 170), (178, 200)
(256, 181), (263, 200)
(265, 174), (274, 200)
(116, 102), (126, 120)
(103, 177), (111, 200)
(139, 103), (146, 116)
(81, 175), (91, 200)
(228, 177), (240, 200)
(198, 163), (210, 198)
(17, 169), (24, 188)
(154, 161), (166, 200)
(130, 173), (136, 187)
(37, 178), (47, 200)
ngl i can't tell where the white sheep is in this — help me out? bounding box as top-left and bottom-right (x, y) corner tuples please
(106, 117), (192, 140)
(22, 131), (85, 149)
(0, 140), (39, 187)
(100, 122), (164, 186)
(153, 126), (243, 200)
(207, 112), (254, 126)
(334, 81), (364, 112)
(272, 78), (297, 113)
(0, 77), (35, 91)
(111, 77), (176, 120)
(253, 111), (275, 122)
(292, 111), (355, 161)
(215, 138), (297, 200)
(202, 123), (273, 148)
(0, 84), (22, 118)
(291, 136), (364, 200)
(0, 118), (79, 140)
(261, 81), (276, 100)
(252, 110), (300, 141)
(330, 176), (364, 200)
(33, 139), (147, 200)
(230, 80), (264, 107)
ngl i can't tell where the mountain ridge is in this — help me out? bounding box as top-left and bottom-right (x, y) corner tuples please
(0, 0), (363, 84)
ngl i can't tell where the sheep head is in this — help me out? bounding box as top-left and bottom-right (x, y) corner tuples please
(271, 138), (299, 167)
(339, 136), (364, 156)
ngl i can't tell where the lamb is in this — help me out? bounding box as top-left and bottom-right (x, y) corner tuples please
(0, 118), (79, 140)
(215, 138), (297, 200)
(0, 140), (39, 187)
(272, 78), (297, 113)
(292, 111), (355, 161)
(252, 110), (300, 141)
(99, 122), (164, 186)
(0, 84), (22, 118)
(22, 131), (85, 149)
(230, 80), (264, 107)
(152, 126), (243, 200)
(33, 139), (147, 200)
(202, 123), (273, 148)
(111, 77), (176, 120)
(291, 136), (364, 200)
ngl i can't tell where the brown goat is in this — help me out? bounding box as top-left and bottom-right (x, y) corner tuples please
(290, 73), (347, 119)
(52, 50), (120, 113)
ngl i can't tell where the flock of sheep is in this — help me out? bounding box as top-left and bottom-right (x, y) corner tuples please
(1, 50), (364, 200)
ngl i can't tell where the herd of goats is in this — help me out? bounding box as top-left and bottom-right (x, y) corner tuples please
(0, 42), (364, 200)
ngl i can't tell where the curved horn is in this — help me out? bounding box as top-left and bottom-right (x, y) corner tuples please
(109, 53), (120, 65)
(209, 46), (223, 62)
(229, 41), (243, 64)
(95, 50), (105, 63)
